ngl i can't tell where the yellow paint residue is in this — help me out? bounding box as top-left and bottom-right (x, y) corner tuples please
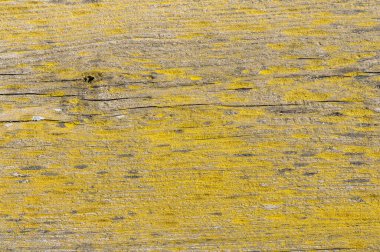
(0, 0), (379, 250)
(260, 66), (300, 75)
(285, 89), (330, 102)
(284, 27), (329, 37)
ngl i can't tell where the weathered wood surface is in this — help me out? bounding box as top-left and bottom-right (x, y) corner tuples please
(0, 0), (379, 250)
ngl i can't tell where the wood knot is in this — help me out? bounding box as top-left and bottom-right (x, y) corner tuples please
(84, 75), (95, 83)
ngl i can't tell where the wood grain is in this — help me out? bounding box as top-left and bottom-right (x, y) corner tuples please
(0, 0), (379, 250)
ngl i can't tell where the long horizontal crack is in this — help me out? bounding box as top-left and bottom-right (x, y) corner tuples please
(82, 96), (152, 102)
(0, 92), (151, 101)
(125, 100), (355, 110)
(0, 119), (70, 123)
(0, 92), (47, 96)
(0, 73), (27, 76)
(273, 72), (375, 79)
(0, 92), (77, 97)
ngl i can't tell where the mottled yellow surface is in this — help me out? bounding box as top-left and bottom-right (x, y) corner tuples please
(0, 0), (379, 250)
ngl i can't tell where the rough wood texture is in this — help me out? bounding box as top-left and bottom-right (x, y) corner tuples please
(0, 0), (379, 250)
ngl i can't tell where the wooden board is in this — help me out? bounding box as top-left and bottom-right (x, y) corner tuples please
(0, 0), (379, 250)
